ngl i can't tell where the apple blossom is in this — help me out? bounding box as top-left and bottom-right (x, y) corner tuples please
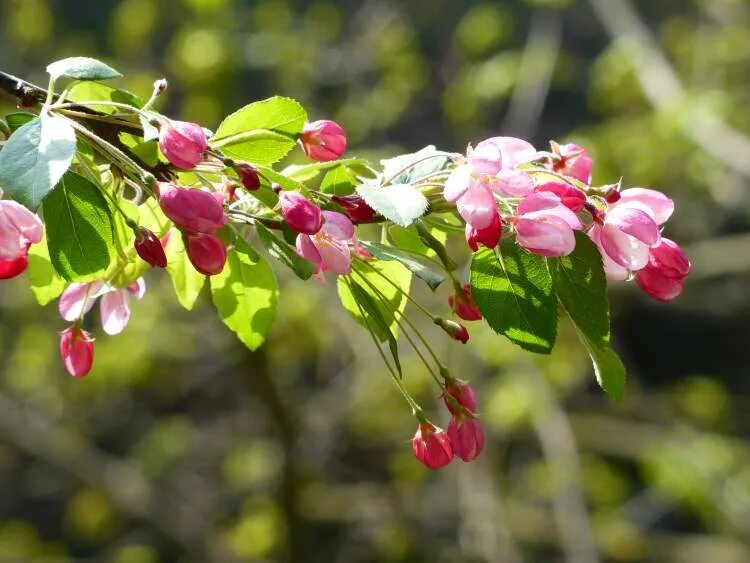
(279, 191), (323, 235)
(134, 227), (167, 268)
(447, 414), (485, 462)
(158, 120), (208, 169)
(59, 279), (146, 336)
(0, 199), (43, 261)
(59, 325), (95, 378)
(184, 232), (227, 276)
(514, 191), (582, 257)
(296, 211), (355, 275)
(299, 119), (347, 162)
(157, 183), (227, 234)
(412, 421), (453, 469)
(449, 284), (482, 322)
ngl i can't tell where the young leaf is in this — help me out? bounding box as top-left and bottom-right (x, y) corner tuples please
(210, 241), (279, 351)
(255, 223), (314, 280)
(165, 232), (205, 310)
(43, 172), (116, 282)
(211, 97), (306, 165)
(67, 82), (143, 115)
(548, 233), (626, 398)
(0, 113), (77, 210)
(27, 234), (66, 306)
(319, 164), (358, 195)
(4, 112), (36, 132)
(356, 181), (428, 227)
(470, 241), (557, 354)
(359, 240), (445, 291)
(47, 57), (122, 81)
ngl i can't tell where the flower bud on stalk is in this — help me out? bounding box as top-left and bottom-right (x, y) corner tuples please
(158, 120), (208, 169)
(434, 317), (470, 344)
(412, 421), (453, 469)
(279, 191), (323, 234)
(443, 379), (477, 414)
(331, 194), (377, 224)
(299, 120), (347, 162)
(157, 183), (227, 233)
(449, 284), (482, 321)
(447, 412), (485, 462)
(184, 232), (227, 276)
(59, 325), (95, 377)
(134, 227), (167, 268)
(236, 164), (261, 191)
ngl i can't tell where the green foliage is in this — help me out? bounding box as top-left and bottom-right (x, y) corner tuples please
(43, 172), (116, 282)
(46, 57), (122, 81)
(319, 163), (359, 195)
(212, 97), (306, 165)
(210, 241), (279, 351)
(356, 181), (428, 227)
(165, 232), (205, 310)
(359, 240), (445, 291)
(27, 233), (66, 306)
(0, 113), (76, 210)
(67, 82), (143, 114)
(380, 146), (451, 185)
(471, 241), (557, 354)
(255, 223), (314, 280)
(3, 112), (36, 132)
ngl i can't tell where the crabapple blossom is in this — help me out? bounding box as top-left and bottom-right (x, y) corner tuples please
(184, 232), (227, 276)
(0, 248), (29, 279)
(549, 142), (593, 184)
(634, 238), (691, 301)
(534, 181), (586, 212)
(59, 325), (95, 378)
(158, 120), (207, 169)
(299, 120), (347, 162)
(331, 194), (377, 224)
(412, 421), (453, 469)
(449, 284), (482, 322)
(237, 164), (261, 191)
(514, 191), (582, 257)
(447, 414), (485, 462)
(0, 199), (43, 261)
(279, 191), (323, 235)
(134, 227), (167, 268)
(157, 183), (227, 234)
(436, 318), (470, 344)
(59, 278), (146, 336)
(443, 380), (477, 415)
(296, 211), (355, 275)
(465, 212), (502, 252)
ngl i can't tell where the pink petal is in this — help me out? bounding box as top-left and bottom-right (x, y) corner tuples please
(519, 192), (582, 229)
(457, 184), (497, 230)
(468, 140), (503, 175)
(315, 236), (352, 275)
(617, 188), (674, 225)
(127, 278), (146, 300)
(492, 169), (534, 197)
(444, 165), (472, 203)
(589, 226), (630, 281)
(0, 200), (44, 244)
(606, 206), (660, 246)
(100, 290), (131, 335)
(296, 234), (323, 269)
(321, 211), (354, 240)
(516, 215), (576, 257)
(635, 266), (685, 302)
(0, 221), (23, 260)
(599, 223), (651, 270)
(58, 282), (104, 321)
(487, 136), (537, 167)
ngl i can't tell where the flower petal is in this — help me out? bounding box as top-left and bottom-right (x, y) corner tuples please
(617, 188), (674, 225)
(607, 206), (660, 246)
(516, 215), (576, 257)
(315, 236), (351, 275)
(443, 165), (472, 203)
(321, 211), (354, 240)
(599, 223), (651, 270)
(58, 282), (103, 321)
(0, 200), (44, 244)
(100, 290), (131, 335)
(457, 184), (497, 230)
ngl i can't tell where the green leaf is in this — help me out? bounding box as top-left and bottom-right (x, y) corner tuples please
(165, 232), (205, 310)
(47, 57), (122, 81)
(356, 181), (428, 227)
(4, 112), (36, 132)
(470, 241), (557, 354)
(211, 97), (306, 165)
(0, 113), (77, 210)
(255, 223), (314, 280)
(282, 157), (370, 184)
(346, 278), (402, 377)
(548, 233), (626, 398)
(43, 172), (116, 282)
(67, 82), (144, 115)
(381, 146), (451, 184)
(319, 163), (358, 195)
(210, 241), (279, 351)
(359, 240), (445, 291)
(27, 233), (66, 306)
(338, 260), (411, 342)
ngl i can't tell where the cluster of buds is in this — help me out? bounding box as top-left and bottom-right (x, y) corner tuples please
(444, 137), (692, 301)
(412, 379), (484, 469)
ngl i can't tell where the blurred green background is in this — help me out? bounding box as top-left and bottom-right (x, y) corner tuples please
(1, 0), (750, 562)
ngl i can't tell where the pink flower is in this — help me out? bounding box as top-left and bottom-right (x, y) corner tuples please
(295, 211), (354, 275)
(449, 284), (482, 321)
(534, 181), (586, 212)
(331, 194), (377, 224)
(550, 142), (593, 184)
(59, 325), (95, 377)
(280, 191), (323, 235)
(134, 227), (167, 268)
(157, 183), (227, 234)
(184, 232), (227, 276)
(412, 421), (453, 469)
(635, 238), (691, 302)
(0, 244), (30, 280)
(0, 199), (43, 261)
(514, 191), (582, 257)
(59, 278), (146, 336)
(158, 120), (207, 169)
(593, 188), (673, 272)
(299, 120), (347, 162)
(443, 380), (477, 414)
(447, 415), (485, 462)
(465, 212), (502, 252)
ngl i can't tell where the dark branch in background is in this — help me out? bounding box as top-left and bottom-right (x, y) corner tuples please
(0, 70), (174, 182)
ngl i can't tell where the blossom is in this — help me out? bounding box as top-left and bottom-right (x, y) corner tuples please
(514, 191), (582, 257)
(158, 120), (207, 169)
(134, 227), (167, 268)
(59, 278), (146, 336)
(279, 191), (323, 235)
(465, 212), (502, 252)
(447, 414), (485, 462)
(331, 194), (377, 224)
(449, 284), (482, 321)
(412, 421), (453, 469)
(549, 142), (593, 184)
(443, 380), (477, 414)
(59, 325), (95, 377)
(299, 120), (347, 162)
(237, 164), (261, 191)
(295, 211), (355, 275)
(0, 199), (43, 261)
(157, 183), (227, 234)
(534, 181), (586, 212)
(0, 250), (29, 280)
(435, 318), (470, 344)
(185, 232), (227, 276)
(635, 238), (691, 301)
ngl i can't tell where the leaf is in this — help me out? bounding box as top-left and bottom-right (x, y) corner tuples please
(381, 145), (451, 184)
(4, 112), (36, 132)
(47, 57), (122, 81)
(338, 260), (411, 342)
(359, 240), (445, 291)
(27, 233), (66, 306)
(0, 113), (77, 210)
(282, 157), (371, 184)
(43, 172), (116, 282)
(165, 231), (205, 310)
(67, 82), (144, 114)
(356, 181), (428, 227)
(211, 97), (306, 165)
(470, 241), (557, 354)
(210, 241), (279, 351)
(548, 232), (626, 398)
(319, 163), (358, 195)
(346, 278), (402, 377)
(255, 223), (314, 280)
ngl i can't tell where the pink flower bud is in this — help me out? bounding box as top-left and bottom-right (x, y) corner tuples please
(184, 232), (227, 276)
(134, 228), (167, 268)
(158, 120), (207, 169)
(449, 284), (482, 322)
(0, 247), (29, 279)
(634, 238), (691, 302)
(443, 380), (477, 414)
(331, 194), (377, 224)
(59, 325), (94, 377)
(551, 142), (593, 184)
(412, 422), (453, 469)
(157, 183), (227, 234)
(279, 191), (323, 234)
(299, 120), (347, 162)
(465, 211), (501, 252)
(436, 318), (470, 344)
(447, 415), (485, 462)
(534, 181), (586, 212)
(237, 164), (261, 191)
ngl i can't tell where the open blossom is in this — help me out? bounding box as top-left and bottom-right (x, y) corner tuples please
(157, 183), (227, 234)
(59, 325), (95, 377)
(279, 191), (323, 235)
(0, 199), (43, 261)
(412, 421), (453, 469)
(515, 191), (582, 257)
(549, 142), (593, 184)
(296, 211), (355, 275)
(299, 120), (347, 162)
(449, 284), (482, 321)
(185, 232), (227, 276)
(447, 413), (485, 462)
(59, 278), (146, 336)
(635, 238), (691, 301)
(159, 120), (207, 169)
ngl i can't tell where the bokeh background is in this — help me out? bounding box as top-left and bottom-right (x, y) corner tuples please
(1, 0), (750, 562)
